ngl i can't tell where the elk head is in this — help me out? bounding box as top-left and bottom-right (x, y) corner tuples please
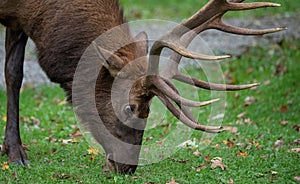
(73, 0), (285, 174)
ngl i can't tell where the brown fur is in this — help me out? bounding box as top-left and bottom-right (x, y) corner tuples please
(1, 0), (149, 174)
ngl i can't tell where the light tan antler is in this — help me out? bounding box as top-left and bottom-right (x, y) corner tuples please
(145, 0), (286, 133)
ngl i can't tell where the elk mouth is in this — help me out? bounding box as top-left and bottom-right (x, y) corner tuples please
(106, 156), (137, 174)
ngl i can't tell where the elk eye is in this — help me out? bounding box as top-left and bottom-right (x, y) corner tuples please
(124, 104), (135, 116)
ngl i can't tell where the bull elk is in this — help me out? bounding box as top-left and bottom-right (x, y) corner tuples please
(0, 0), (285, 174)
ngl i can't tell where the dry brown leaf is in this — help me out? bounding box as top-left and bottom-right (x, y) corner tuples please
(237, 112), (246, 119)
(237, 150), (248, 157)
(223, 140), (235, 148)
(204, 154), (211, 163)
(195, 163), (208, 171)
(280, 105), (288, 113)
(279, 120), (288, 126)
(70, 128), (83, 138)
(291, 148), (300, 153)
(228, 178), (234, 184)
(12, 172), (18, 180)
(211, 157), (228, 170)
(292, 125), (300, 133)
(166, 177), (179, 184)
(244, 96), (256, 107)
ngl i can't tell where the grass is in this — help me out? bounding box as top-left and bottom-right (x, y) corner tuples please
(120, 0), (300, 20)
(0, 38), (299, 183)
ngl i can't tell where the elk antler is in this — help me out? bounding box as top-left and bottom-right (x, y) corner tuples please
(145, 0), (286, 133)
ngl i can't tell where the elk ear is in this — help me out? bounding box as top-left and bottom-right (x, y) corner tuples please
(134, 31), (148, 57)
(93, 41), (125, 77)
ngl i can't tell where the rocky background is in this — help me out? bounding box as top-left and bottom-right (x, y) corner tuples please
(0, 14), (299, 88)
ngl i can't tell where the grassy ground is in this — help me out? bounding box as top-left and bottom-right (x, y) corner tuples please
(120, 0), (300, 20)
(0, 39), (299, 183)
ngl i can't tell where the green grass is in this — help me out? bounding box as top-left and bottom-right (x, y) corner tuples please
(120, 0), (300, 20)
(0, 38), (299, 183)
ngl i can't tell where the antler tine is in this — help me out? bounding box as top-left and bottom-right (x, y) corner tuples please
(156, 93), (224, 133)
(148, 0), (285, 76)
(159, 0), (285, 89)
(151, 77), (220, 107)
(174, 73), (260, 91)
(163, 78), (220, 124)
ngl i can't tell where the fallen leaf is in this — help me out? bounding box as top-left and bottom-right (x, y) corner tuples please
(244, 96), (256, 107)
(245, 118), (255, 125)
(228, 178), (234, 184)
(87, 147), (99, 155)
(237, 112), (246, 119)
(177, 139), (198, 149)
(211, 157), (227, 170)
(280, 121), (288, 125)
(166, 177), (179, 184)
(292, 139), (300, 145)
(30, 116), (41, 126)
(52, 173), (71, 179)
(280, 105), (288, 113)
(170, 158), (189, 163)
(291, 148), (300, 153)
(292, 125), (300, 133)
(237, 150), (248, 157)
(265, 170), (278, 175)
(54, 98), (68, 106)
(294, 176), (300, 183)
(211, 144), (220, 149)
(12, 172), (18, 180)
(61, 139), (78, 145)
(195, 163), (208, 171)
(274, 139), (284, 148)
(204, 154), (211, 163)
(193, 150), (200, 157)
(2, 162), (9, 171)
(70, 128), (83, 138)
(223, 139), (235, 148)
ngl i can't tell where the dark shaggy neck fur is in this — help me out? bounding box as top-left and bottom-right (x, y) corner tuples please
(13, 0), (128, 99)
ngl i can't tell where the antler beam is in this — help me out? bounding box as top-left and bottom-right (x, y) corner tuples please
(145, 0), (286, 133)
